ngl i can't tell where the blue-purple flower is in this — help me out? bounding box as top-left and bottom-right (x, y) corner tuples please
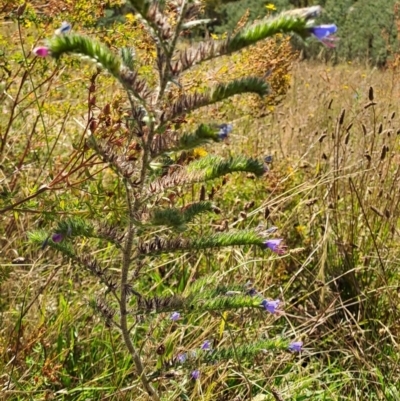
(309, 24), (338, 48)
(55, 21), (72, 35)
(201, 340), (212, 351)
(264, 155), (273, 164)
(52, 233), (64, 243)
(170, 311), (181, 321)
(288, 341), (303, 353)
(261, 299), (281, 314)
(217, 123), (233, 140)
(264, 239), (286, 255)
(177, 353), (187, 363)
(191, 369), (200, 380)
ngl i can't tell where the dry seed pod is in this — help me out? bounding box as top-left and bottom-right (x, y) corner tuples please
(370, 206), (384, 217)
(244, 200), (255, 210)
(239, 211), (247, 219)
(208, 187), (216, 200)
(89, 119), (98, 133)
(200, 185), (206, 201)
(338, 109), (345, 125)
(380, 145), (388, 160)
(368, 86), (374, 101)
(156, 344), (166, 355)
(103, 103), (111, 115)
(212, 205), (222, 214)
(306, 197), (318, 206)
(364, 102), (377, 109)
(362, 124), (367, 135)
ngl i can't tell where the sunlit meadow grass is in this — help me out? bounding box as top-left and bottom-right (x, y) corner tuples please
(2, 16), (400, 400)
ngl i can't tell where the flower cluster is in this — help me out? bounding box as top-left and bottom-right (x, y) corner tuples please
(174, 335), (303, 381)
(174, 340), (213, 380)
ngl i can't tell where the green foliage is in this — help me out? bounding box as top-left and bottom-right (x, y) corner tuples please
(175, 124), (221, 150)
(227, 13), (309, 50)
(48, 34), (122, 76)
(324, 0), (398, 65)
(150, 201), (215, 230)
(208, 0), (400, 65)
(188, 154), (265, 178)
(207, 0), (274, 34)
(139, 230), (265, 255)
(210, 76), (269, 100)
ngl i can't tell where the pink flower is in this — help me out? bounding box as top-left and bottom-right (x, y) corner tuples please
(33, 47), (51, 57)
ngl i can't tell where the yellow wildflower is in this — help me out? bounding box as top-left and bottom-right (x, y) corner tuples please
(193, 148), (208, 158)
(125, 13), (135, 23)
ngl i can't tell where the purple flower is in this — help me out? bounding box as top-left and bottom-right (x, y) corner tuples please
(261, 299), (280, 314)
(217, 123), (233, 140)
(264, 239), (286, 255)
(191, 369), (200, 380)
(288, 341), (303, 353)
(55, 21), (72, 35)
(201, 340), (212, 351)
(170, 311), (180, 321)
(51, 233), (64, 243)
(177, 353), (187, 363)
(309, 24), (339, 48)
(264, 155), (273, 164)
(33, 47), (51, 57)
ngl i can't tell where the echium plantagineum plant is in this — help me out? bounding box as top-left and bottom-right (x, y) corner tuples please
(29, 2), (336, 399)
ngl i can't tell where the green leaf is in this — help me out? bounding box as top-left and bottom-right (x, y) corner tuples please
(48, 34), (121, 77)
(187, 155), (266, 179)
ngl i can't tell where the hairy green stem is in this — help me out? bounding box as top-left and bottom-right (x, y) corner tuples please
(120, 181), (160, 401)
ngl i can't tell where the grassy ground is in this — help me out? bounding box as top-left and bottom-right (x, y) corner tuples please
(2, 17), (400, 399)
